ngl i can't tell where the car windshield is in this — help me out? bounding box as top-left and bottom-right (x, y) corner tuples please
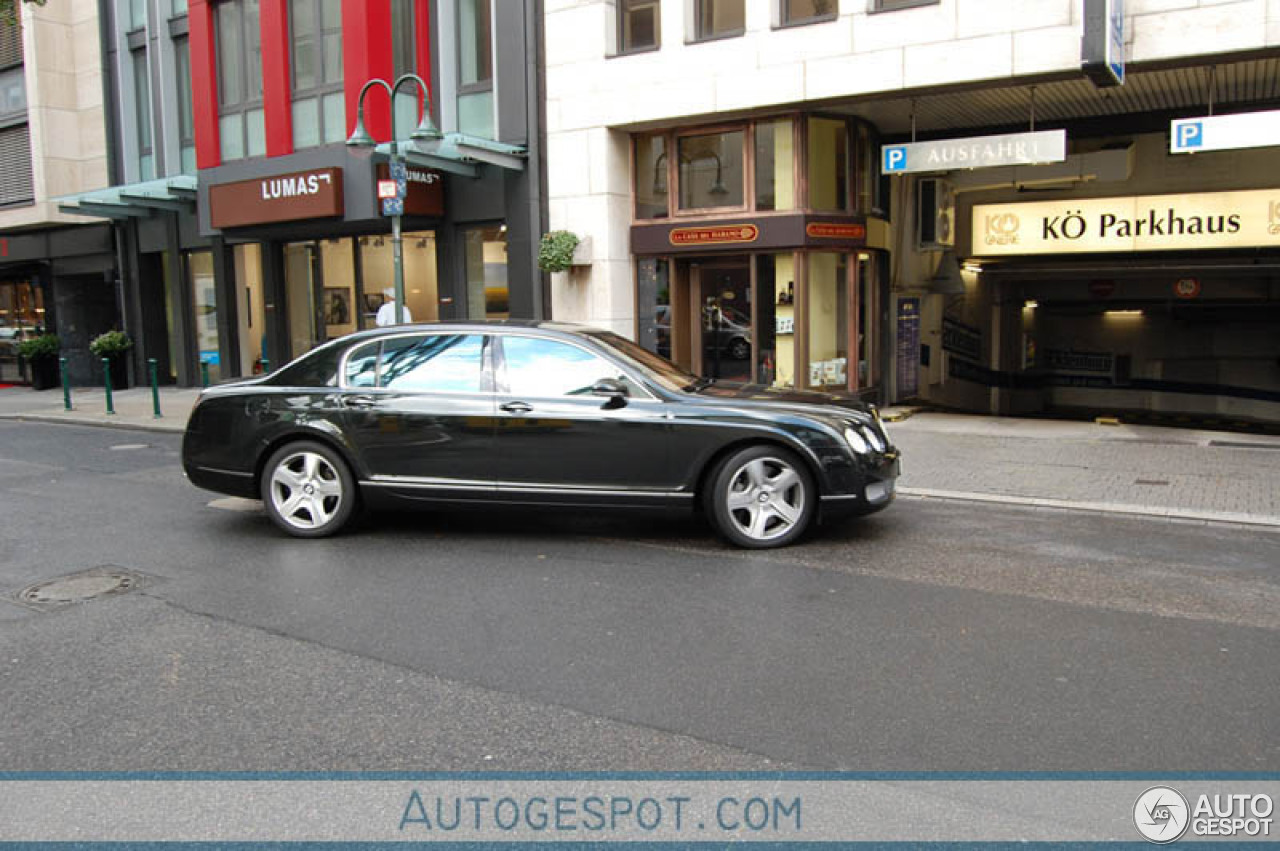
(585, 330), (704, 393)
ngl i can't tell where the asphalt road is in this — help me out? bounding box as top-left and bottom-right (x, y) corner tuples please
(1, 420), (1277, 771)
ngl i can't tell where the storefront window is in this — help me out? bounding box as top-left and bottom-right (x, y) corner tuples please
(635, 135), (668, 219)
(855, 252), (877, 390)
(754, 118), (794, 211)
(234, 244), (267, 375)
(636, 257), (670, 356)
(189, 250), (221, 383)
(677, 130), (744, 211)
(283, 242), (317, 360)
(0, 279), (44, 383)
(359, 231), (438, 325)
(807, 252), (848, 390)
(464, 225), (508, 319)
(760, 253), (796, 388)
(807, 117), (847, 212)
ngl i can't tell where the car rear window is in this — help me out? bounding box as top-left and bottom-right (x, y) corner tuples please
(266, 341), (345, 387)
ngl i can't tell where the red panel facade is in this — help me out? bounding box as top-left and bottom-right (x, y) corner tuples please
(260, 0), (294, 157)
(189, 0), (221, 169)
(192, 0), (426, 168)
(343, 0), (395, 143)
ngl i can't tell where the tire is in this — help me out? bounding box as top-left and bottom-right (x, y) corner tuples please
(260, 440), (357, 538)
(727, 337), (750, 360)
(706, 445), (814, 549)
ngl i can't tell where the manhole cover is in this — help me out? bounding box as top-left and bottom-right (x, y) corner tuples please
(16, 567), (145, 610)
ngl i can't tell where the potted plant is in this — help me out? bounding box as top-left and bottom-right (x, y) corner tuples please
(537, 230), (581, 273)
(90, 330), (134, 389)
(17, 333), (60, 391)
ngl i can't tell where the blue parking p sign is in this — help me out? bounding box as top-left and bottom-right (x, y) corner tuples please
(882, 145), (907, 173)
(1173, 121), (1204, 152)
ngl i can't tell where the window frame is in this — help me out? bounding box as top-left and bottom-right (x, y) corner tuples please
(690, 0), (746, 43)
(173, 35), (196, 172)
(214, 0), (263, 160)
(131, 47), (154, 180)
(289, 0), (345, 149)
(633, 116), (806, 222)
(616, 0), (661, 56)
(673, 124), (751, 216)
(493, 332), (659, 401)
(339, 332), (495, 395)
(776, 0), (838, 28)
(457, 0), (493, 96)
(869, 0), (939, 12)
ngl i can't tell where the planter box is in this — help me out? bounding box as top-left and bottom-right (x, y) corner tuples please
(570, 236), (592, 266)
(27, 358), (60, 391)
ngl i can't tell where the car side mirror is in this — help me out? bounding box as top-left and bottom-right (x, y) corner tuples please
(591, 378), (629, 407)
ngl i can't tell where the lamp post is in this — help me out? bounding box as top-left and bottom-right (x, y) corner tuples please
(346, 74), (442, 325)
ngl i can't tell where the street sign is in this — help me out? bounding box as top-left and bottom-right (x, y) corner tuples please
(1082, 0), (1125, 87)
(381, 198), (404, 217)
(377, 179), (398, 200)
(1171, 109), (1280, 154)
(389, 161), (408, 181)
(881, 130), (1066, 175)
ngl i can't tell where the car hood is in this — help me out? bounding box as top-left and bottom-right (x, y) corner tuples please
(686, 381), (878, 426)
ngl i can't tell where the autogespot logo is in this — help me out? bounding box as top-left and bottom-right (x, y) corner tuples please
(1134, 786), (1191, 844)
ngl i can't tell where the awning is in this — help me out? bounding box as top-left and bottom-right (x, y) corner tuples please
(373, 132), (527, 178)
(56, 175), (197, 220)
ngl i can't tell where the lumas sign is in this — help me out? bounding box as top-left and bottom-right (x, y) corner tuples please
(972, 188), (1280, 255)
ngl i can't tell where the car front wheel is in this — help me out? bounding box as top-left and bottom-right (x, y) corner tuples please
(707, 445), (814, 549)
(261, 441), (356, 538)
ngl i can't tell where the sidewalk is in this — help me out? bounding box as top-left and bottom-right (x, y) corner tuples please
(0, 385), (197, 433)
(2, 385), (1278, 528)
(884, 410), (1280, 529)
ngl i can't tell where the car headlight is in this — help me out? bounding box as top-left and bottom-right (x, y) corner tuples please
(864, 424), (885, 453)
(843, 426), (869, 454)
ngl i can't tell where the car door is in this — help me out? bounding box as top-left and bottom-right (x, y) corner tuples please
(340, 332), (496, 498)
(490, 333), (674, 504)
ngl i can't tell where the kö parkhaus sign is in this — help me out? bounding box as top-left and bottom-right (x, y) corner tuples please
(972, 188), (1280, 255)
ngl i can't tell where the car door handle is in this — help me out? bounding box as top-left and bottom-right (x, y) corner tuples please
(500, 401), (532, 414)
(342, 395), (378, 409)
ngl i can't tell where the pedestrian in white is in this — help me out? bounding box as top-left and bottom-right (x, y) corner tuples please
(375, 287), (412, 326)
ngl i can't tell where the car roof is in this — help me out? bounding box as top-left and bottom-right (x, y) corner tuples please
(332, 319), (615, 346)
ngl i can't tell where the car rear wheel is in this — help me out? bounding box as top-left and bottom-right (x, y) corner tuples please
(261, 441), (356, 538)
(707, 445), (814, 549)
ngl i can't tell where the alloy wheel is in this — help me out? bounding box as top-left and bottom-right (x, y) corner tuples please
(268, 450), (345, 531)
(723, 455), (806, 543)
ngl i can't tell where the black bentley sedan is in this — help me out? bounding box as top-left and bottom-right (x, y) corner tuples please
(182, 322), (899, 548)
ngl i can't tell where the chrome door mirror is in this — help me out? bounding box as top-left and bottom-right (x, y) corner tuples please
(591, 378), (629, 407)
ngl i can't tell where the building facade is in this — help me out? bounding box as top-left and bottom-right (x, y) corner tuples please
(180, 0), (545, 384)
(0, 2), (115, 386)
(55, 0), (546, 389)
(544, 0), (1280, 423)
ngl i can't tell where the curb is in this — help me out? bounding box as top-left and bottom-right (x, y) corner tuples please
(898, 486), (1280, 530)
(0, 413), (186, 434)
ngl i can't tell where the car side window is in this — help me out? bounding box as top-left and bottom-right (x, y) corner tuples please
(345, 342), (380, 387)
(502, 336), (634, 397)
(379, 334), (487, 393)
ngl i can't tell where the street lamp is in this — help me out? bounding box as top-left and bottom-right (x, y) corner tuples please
(347, 74), (442, 325)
